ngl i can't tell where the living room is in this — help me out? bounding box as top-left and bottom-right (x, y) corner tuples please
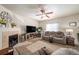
(0, 4), (79, 55)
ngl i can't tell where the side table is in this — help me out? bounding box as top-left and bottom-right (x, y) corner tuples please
(66, 36), (75, 46)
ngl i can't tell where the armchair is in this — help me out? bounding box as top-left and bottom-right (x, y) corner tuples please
(53, 31), (66, 44)
(42, 31), (50, 41)
(42, 31), (67, 44)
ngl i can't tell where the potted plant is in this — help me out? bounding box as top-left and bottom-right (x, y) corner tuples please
(0, 18), (7, 27)
(11, 22), (16, 28)
(37, 27), (42, 33)
(36, 27), (42, 37)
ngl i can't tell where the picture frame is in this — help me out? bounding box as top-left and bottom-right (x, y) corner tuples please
(69, 22), (77, 27)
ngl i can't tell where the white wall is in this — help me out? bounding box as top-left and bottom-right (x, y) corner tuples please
(0, 5), (39, 33)
(13, 14), (38, 33)
(39, 14), (79, 45)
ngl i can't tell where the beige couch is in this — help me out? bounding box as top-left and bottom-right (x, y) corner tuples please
(42, 31), (66, 44)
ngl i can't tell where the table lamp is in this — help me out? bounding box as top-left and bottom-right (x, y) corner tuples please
(66, 29), (73, 35)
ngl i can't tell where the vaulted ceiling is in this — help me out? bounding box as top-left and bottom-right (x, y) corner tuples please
(2, 4), (79, 21)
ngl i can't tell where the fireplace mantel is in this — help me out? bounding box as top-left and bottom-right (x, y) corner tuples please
(0, 28), (21, 50)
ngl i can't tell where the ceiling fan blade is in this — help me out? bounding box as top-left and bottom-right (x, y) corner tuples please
(46, 12), (53, 14)
(45, 14), (50, 18)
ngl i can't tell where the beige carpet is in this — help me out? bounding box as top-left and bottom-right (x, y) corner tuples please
(14, 38), (78, 55)
(27, 38), (78, 52)
(26, 41), (53, 53)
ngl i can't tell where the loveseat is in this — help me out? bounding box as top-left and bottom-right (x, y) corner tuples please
(42, 31), (66, 44)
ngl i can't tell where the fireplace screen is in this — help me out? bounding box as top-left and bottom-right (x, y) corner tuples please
(9, 34), (18, 47)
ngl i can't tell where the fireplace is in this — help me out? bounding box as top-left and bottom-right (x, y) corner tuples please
(9, 34), (18, 48)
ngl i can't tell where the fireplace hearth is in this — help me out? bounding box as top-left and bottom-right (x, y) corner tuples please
(9, 34), (18, 47)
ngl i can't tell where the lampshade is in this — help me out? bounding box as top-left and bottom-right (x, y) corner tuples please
(66, 29), (73, 32)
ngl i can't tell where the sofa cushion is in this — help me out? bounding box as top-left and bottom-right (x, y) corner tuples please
(45, 31), (50, 36)
(50, 31), (56, 37)
(53, 37), (64, 40)
(55, 31), (64, 38)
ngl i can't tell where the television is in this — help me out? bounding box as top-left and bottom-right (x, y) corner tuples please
(26, 26), (36, 33)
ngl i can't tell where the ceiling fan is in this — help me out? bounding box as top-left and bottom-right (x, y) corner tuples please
(36, 5), (53, 19)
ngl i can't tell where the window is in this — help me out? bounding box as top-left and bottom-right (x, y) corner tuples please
(46, 23), (59, 32)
